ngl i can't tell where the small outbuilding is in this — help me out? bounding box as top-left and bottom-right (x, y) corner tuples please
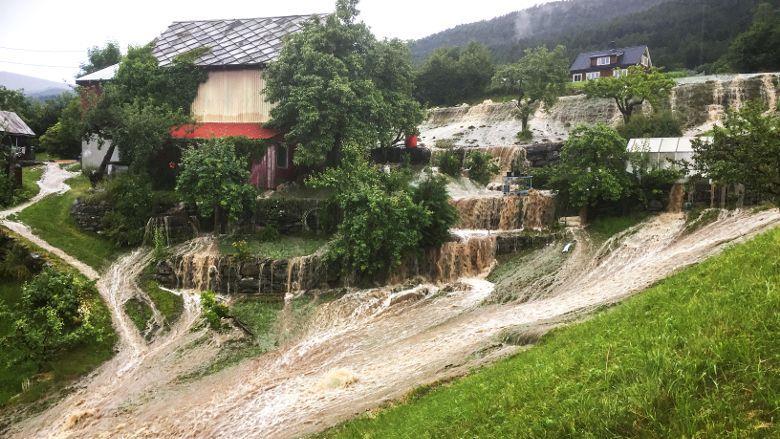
(626, 137), (711, 176)
(0, 110), (36, 160)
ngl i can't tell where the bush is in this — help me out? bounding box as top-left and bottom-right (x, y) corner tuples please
(201, 291), (229, 330)
(413, 172), (459, 248)
(617, 111), (682, 139)
(0, 269), (106, 368)
(464, 150), (500, 185)
(435, 149), (463, 178)
(100, 174), (155, 247)
(310, 144), (429, 281)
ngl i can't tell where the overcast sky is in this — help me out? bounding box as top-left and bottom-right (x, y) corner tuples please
(0, 0), (551, 84)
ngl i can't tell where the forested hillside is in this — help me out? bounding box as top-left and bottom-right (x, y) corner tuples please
(411, 0), (776, 70)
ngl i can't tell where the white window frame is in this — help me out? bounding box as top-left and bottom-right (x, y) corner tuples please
(572, 73), (583, 82)
(586, 71), (601, 80)
(596, 56), (612, 66)
(613, 69), (628, 78)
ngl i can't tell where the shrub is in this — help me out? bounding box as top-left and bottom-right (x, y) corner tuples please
(310, 144), (429, 281)
(201, 291), (229, 330)
(100, 174), (155, 247)
(435, 149), (462, 178)
(413, 172), (459, 248)
(0, 269), (106, 368)
(617, 111), (683, 139)
(464, 150), (500, 185)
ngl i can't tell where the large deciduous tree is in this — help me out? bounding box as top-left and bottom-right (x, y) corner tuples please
(490, 45), (569, 138)
(690, 102), (780, 203)
(83, 44), (207, 181)
(583, 66), (676, 123)
(264, 0), (423, 167)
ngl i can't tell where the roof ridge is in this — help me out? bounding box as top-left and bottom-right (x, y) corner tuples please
(170, 13), (329, 24)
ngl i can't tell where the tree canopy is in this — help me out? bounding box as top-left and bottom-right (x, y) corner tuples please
(490, 45), (569, 136)
(545, 124), (633, 221)
(690, 103), (780, 203)
(583, 66), (676, 123)
(264, 0), (423, 167)
(176, 138), (257, 230)
(79, 42), (122, 76)
(415, 42), (496, 106)
(722, 2), (780, 73)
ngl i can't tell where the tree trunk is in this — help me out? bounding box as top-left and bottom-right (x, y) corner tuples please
(579, 206), (588, 226)
(92, 142), (117, 186)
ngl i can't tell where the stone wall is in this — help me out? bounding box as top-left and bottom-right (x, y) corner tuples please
(254, 198), (332, 234)
(154, 252), (339, 299)
(525, 142), (564, 168)
(70, 199), (110, 233)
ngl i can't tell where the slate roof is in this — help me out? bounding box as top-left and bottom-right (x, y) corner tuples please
(570, 45), (648, 72)
(0, 111), (35, 137)
(152, 14), (328, 68)
(76, 63), (120, 84)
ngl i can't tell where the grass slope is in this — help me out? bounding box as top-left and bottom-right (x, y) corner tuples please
(218, 235), (327, 260)
(323, 227), (780, 438)
(15, 174), (122, 271)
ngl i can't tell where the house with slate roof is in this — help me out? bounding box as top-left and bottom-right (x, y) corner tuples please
(570, 44), (652, 82)
(76, 13), (326, 189)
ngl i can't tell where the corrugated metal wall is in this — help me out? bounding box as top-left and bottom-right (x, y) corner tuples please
(191, 69), (275, 123)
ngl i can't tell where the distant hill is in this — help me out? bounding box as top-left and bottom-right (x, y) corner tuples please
(411, 0), (768, 70)
(0, 71), (72, 100)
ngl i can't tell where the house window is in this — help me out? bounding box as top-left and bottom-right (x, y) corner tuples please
(276, 144), (289, 169)
(572, 73), (583, 82)
(586, 71), (601, 80)
(613, 69), (628, 78)
(596, 56), (611, 66)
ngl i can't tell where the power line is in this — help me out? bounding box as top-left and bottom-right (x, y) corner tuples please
(0, 59), (79, 68)
(0, 45), (83, 53)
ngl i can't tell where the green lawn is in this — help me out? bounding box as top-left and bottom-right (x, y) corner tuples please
(218, 234), (328, 260)
(14, 174), (122, 272)
(323, 227), (780, 438)
(587, 212), (649, 242)
(141, 266), (183, 328)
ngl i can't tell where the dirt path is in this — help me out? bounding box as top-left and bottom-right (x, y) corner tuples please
(0, 163), (98, 280)
(0, 166), (212, 438)
(8, 206), (776, 438)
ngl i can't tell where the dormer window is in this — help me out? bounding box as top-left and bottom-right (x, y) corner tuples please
(596, 56), (611, 66)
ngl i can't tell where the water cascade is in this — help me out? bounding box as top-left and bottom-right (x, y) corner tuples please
(452, 196), (524, 230)
(522, 189), (557, 230)
(667, 183), (685, 213)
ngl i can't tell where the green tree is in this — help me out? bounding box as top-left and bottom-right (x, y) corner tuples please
(464, 150), (500, 185)
(310, 144), (429, 280)
(264, 0), (423, 167)
(547, 124), (632, 222)
(490, 45), (569, 137)
(0, 86), (33, 121)
(83, 44), (207, 180)
(722, 2), (780, 73)
(79, 42), (122, 76)
(416, 42), (495, 106)
(690, 102), (780, 203)
(38, 97), (84, 158)
(0, 269), (105, 368)
(583, 66), (676, 123)
(617, 111), (682, 139)
(413, 172), (459, 248)
(176, 138), (256, 232)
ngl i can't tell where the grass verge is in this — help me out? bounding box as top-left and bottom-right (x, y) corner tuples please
(587, 212), (649, 242)
(14, 174), (122, 271)
(218, 234), (328, 260)
(322, 227), (780, 438)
